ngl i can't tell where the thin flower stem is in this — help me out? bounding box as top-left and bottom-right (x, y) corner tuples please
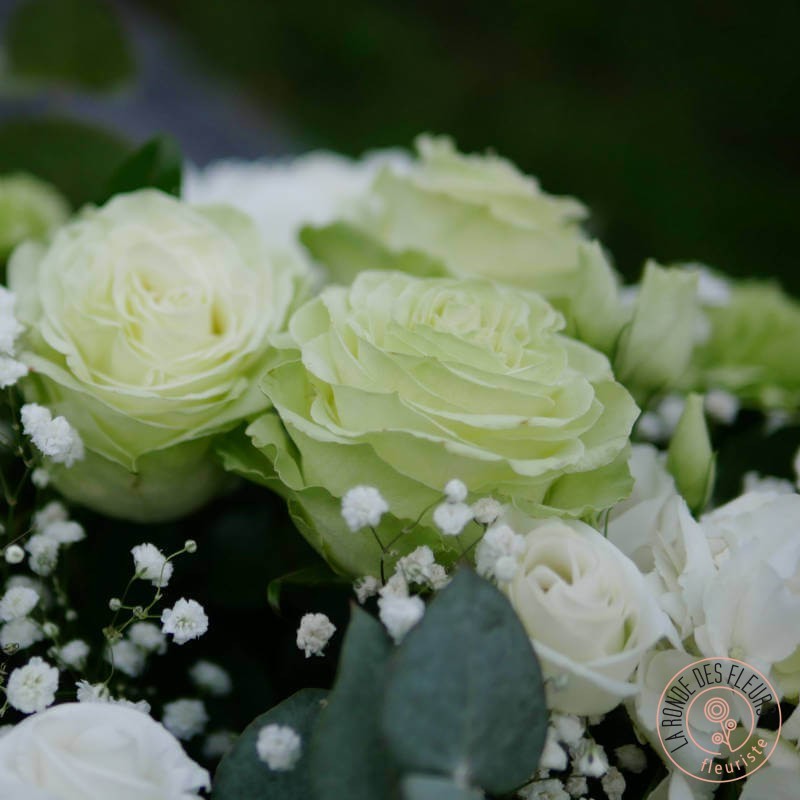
(369, 526), (387, 584)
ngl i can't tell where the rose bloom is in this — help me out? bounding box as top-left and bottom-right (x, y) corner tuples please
(505, 516), (671, 715)
(9, 189), (305, 521)
(0, 702), (209, 800)
(222, 270), (638, 577)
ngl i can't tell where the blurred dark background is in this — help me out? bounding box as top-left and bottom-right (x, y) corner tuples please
(1, 0), (799, 291)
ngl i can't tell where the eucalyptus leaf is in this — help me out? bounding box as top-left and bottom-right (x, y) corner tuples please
(211, 688), (327, 800)
(382, 569), (546, 795)
(5, 0), (134, 91)
(103, 135), (182, 201)
(310, 606), (399, 800)
(402, 775), (485, 800)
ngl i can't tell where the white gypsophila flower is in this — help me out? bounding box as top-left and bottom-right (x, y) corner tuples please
(107, 639), (146, 678)
(33, 500), (68, 530)
(189, 660), (232, 697)
(539, 728), (568, 772)
(161, 598), (209, 645)
(493, 555), (519, 583)
(564, 775), (587, 798)
(472, 496), (503, 525)
(353, 575), (380, 604)
(601, 766), (626, 800)
(432, 501), (473, 536)
(42, 519), (85, 544)
(6, 656), (59, 713)
(340, 486), (389, 532)
(76, 680), (111, 703)
(128, 621), (167, 655)
(520, 778), (570, 800)
(256, 723), (302, 771)
(20, 403), (84, 466)
(378, 594), (425, 643)
(427, 564), (450, 591)
(0, 617), (44, 650)
(0, 586), (39, 621)
(443, 478), (468, 504)
(395, 545), (446, 588)
(25, 533), (59, 576)
(742, 470), (795, 495)
(203, 730), (237, 760)
(58, 639), (90, 670)
(474, 523), (525, 581)
(162, 699), (208, 741)
(0, 356), (27, 388)
(574, 740), (609, 778)
(705, 389), (739, 425)
(379, 572), (409, 599)
(550, 713), (585, 748)
(31, 467), (50, 489)
(0, 287), (24, 355)
(3, 544), (24, 565)
(131, 542), (174, 587)
(296, 612), (336, 658)
(614, 744), (647, 774)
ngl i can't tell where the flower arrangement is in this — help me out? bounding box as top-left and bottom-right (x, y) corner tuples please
(0, 132), (797, 800)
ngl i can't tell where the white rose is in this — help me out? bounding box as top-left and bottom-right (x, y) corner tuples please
(505, 517), (671, 714)
(0, 702), (209, 800)
(9, 189), (306, 521)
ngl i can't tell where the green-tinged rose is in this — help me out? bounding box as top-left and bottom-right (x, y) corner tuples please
(9, 189), (305, 521)
(0, 173), (69, 260)
(221, 271), (639, 576)
(301, 135), (626, 354)
(688, 281), (800, 409)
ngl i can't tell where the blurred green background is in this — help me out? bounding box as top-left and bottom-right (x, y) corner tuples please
(1, 0), (798, 290)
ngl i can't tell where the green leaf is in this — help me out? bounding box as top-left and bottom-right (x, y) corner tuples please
(300, 222), (447, 285)
(310, 606), (399, 800)
(382, 569), (546, 795)
(267, 563), (348, 614)
(212, 688), (327, 800)
(666, 393), (716, 514)
(402, 775), (485, 800)
(5, 0), (134, 91)
(103, 135), (182, 201)
(0, 117), (132, 207)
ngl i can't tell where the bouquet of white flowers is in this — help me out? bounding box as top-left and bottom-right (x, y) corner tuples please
(0, 129), (796, 800)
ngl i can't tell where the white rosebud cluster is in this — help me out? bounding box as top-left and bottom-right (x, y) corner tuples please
(256, 724), (302, 771)
(20, 403), (84, 467)
(341, 485), (389, 532)
(296, 612), (336, 658)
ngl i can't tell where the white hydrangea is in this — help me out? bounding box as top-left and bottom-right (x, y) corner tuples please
(20, 403), (84, 467)
(474, 523), (525, 582)
(189, 660), (233, 696)
(0, 617), (44, 650)
(472, 496), (503, 525)
(131, 543), (174, 587)
(443, 478), (468, 503)
(162, 698), (208, 740)
(0, 356), (27, 388)
(341, 486), (389, 532)
(106, 639), (146, 677)
(58, 639), (90, 670)
(6, 656), (59, 714)
(161, 598), (209, 645)
(25, 533), (59, 576)
(378, 594), (425, 643)
(31, 467), (50, 489)
(0, 586), (39, 621)
(353, 575), (380, 604)
(256, 723), (302, 770)
(296, 612), (336, 658)
(432, 501), (473, 536)
(128, 621), (167, 654)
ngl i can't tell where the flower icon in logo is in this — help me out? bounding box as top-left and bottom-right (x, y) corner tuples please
(705, 697), (738, 752)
